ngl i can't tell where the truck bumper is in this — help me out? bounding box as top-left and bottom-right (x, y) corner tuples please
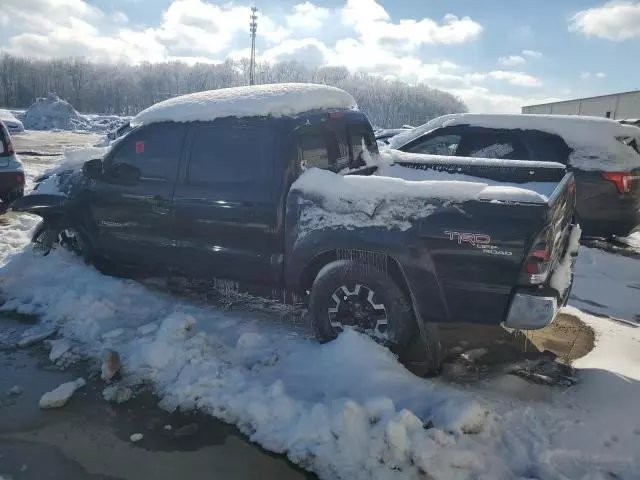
(504, 293), (559, 330)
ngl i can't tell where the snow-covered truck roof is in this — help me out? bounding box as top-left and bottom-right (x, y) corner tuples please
(132, 83), (358, 127)
(390, 113), (640, 172)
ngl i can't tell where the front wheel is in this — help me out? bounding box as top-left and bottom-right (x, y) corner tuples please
(308, 260), (417, 352)
(32, 222), (91, 262)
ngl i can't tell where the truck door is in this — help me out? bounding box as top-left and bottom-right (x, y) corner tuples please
(86, 123), (186, 265)
(171, 119), (279, 284)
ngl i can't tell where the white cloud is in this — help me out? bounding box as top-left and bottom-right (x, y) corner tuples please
(451, 86), (558, 113)
(261, 38), (331, 67)
(340, 0), (482, 53)
(0, 0), (548, 115)
(470, 71), (542, 87)
(286, 2), (330, 30)
(580, 71), (607, 79)
(570, 1), (640, 40)
(498, 55), (525, 66)
(110, 11), (128, 24)
(522, 49), (543, 59)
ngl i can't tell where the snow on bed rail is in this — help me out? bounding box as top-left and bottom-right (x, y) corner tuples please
(132, 83), (357, 126)
(389, 113), (640, 171)
(380, 149), (566, 171)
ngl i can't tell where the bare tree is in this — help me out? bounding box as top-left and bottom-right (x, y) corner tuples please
(0, 54), (467, 127)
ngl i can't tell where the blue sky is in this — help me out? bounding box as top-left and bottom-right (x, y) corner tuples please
(1, 0), (639, 112)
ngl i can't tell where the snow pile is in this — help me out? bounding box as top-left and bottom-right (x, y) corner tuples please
(39, 377), (86, 409)
(389, 113), (640, 171)
(0, 249), (493, 479)
(132, 83), (357, 126)
(22, 93), (93, 131)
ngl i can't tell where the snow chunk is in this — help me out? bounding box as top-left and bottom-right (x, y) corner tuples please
(129, 433), (143, 442)
(49, 338), (72, 363)
(17, 326), (56, 348)
(551, 225), (582, 296)
(102, 385), (133, 404)
(390, 113), (640, 172)
(39, 378), (85, 409)
(132, 83), (357, 126)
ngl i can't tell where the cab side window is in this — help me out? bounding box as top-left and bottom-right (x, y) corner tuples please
(298, 126), (340, 172)
(106, 123), (186, 182)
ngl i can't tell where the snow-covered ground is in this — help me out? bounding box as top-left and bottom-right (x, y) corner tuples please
(1, 133), (640, 479)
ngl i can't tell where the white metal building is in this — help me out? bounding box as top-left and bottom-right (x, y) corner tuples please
(522, 90), (640, 120)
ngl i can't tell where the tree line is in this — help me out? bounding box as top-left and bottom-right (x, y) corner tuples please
(0, 53), (467, 128)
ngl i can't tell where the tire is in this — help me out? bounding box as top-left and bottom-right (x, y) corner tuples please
(32, 221), (92, 263)
(308, 260), (416, 353)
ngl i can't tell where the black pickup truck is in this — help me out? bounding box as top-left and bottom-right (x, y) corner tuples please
(11, 84), (578, 369)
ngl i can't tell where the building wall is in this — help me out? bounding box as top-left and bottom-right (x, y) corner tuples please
(522, 90), (640, 119)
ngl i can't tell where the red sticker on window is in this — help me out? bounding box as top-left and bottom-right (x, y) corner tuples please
(135, 141), (145, 153)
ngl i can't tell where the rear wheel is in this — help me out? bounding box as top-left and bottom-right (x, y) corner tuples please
(308, 260), (416, 352)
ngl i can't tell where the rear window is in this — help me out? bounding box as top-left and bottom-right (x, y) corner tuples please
(299, 133), (331, 170)
(458, 130), (528, 159)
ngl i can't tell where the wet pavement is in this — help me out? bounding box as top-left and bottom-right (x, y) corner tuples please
(0, 313), (313, 480)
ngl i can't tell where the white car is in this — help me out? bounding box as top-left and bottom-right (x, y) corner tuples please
(0, 109), (25, 134)
(0, 119), (25, 204)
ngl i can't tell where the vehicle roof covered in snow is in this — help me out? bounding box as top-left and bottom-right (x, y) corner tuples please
(132, 83), (358, 127)
(390, 113), (640, 171)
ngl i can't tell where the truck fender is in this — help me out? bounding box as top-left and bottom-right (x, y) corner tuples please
(10, 194), (67, 217)
(293, 247), (443, 371)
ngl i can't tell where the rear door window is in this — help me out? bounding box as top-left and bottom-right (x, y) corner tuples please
(457, 128), (528, 159)
(406, 133), (461, 156)
(106, 123), (186, 182)
(187, 120), (274, 185)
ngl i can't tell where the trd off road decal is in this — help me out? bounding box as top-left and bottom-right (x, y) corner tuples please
(444, 230), (513, 256)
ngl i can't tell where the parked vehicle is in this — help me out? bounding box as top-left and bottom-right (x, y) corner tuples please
(0, 109), (25, 134)
(11, 84), (579, 369)
(389, 113), (640, 237)
(0, 120), (25, 204)
(106, 121), (132, 142)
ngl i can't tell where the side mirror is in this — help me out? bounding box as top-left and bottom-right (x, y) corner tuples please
(83, 158), (103, 179)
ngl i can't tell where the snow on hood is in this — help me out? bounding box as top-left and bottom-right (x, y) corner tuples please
(389, 113), (640, 172)
(132, 83), (358, 126)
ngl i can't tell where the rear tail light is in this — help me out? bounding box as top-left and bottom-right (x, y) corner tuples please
(16, 172), (24, 184)
(519, 228), (553, 285)
(602, 172), (633, 194)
